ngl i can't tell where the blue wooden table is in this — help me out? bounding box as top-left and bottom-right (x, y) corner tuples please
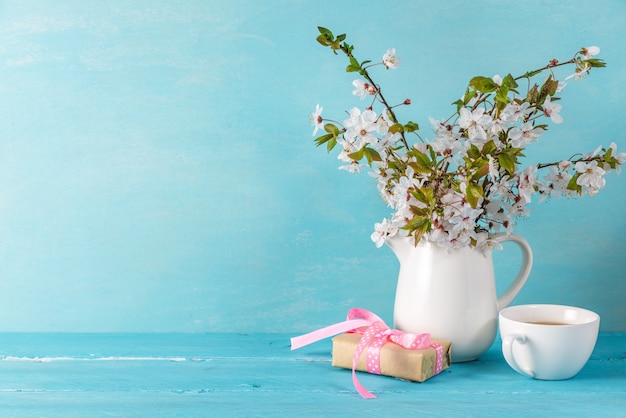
(0, 333), (624, 417)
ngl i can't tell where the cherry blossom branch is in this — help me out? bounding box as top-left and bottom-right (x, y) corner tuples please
(312, 27), (620, 250)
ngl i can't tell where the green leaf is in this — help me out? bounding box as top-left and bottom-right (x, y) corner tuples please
(602, 147), (619, 169)
(465, 182), (484, 208)
(348, 147), (365, 161)
(567, 174), (582, 194)
(317, 26), (332, 36)
(326, 137), (337, 152)
(324, 123), (339, 135)
(526, 84), (539, 103)
(495, 83), (512, 108)
(409, 205), (428, 217)
(411, 187), (434, 206)
(469, 76), (498, 93)
(316, 27), (334, 47)
(364, 147), (382, 165)
(313, 133), (334, 147)
(422, 187), (435, 202)
(403, 214), (429, 231)
(411, 228), (427, 246)
(539, 75), (559, 101)
(341, 42), (354, 55)
(316, 34), (330, 47)
(584, 58), (606, 68)
(452, 98), (465, 112)
(482, 140), (497, 155)
(497, 73), (519, 110)
(388, 123), (404, 134)
(498, 153), (516, 176)
(401, 216), (430, 246)
(408, 162), (429, 174)
(466, 144), (481, 160)
(502, 73), (519, 90)
(471, 160), (490, 180)
(411, 150), (432, 173)
(495, 85), (509, 103)
(452, 88), (476, 111)
(428, 146), (437, 162)
(404, 121), (419, 132)
(346, 56), (361, 73)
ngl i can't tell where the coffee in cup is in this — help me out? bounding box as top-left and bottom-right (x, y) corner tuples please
(499, 304), (600, 380)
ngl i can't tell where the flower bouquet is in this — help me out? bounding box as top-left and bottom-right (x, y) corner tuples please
(310, 27), (625, 252)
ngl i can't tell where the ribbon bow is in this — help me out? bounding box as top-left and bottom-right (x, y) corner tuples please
(290, 308), (444, 399)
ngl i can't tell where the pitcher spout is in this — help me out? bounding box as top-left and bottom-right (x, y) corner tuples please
(384, 232), (415, 262)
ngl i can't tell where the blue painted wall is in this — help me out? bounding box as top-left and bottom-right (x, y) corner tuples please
(0, 0), (624, 333)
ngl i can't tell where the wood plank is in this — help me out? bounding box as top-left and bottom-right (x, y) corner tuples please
(0, 333), (623, 416)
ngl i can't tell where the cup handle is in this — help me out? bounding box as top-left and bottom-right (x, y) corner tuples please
(502, 334), (535, 378)
(494, 234), (533, 310)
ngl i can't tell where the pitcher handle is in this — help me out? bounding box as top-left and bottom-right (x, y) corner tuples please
(494, 234), (533, 310)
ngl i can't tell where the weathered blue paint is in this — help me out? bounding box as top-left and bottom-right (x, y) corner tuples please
(0, 1), (624, 333)
(0, 333), (624, 416)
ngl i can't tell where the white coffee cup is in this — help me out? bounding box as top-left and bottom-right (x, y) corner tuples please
(499, 304), (600, 380)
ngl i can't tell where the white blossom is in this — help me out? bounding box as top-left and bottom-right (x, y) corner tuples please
(371, 218), (397, 248)
(558, 160), (572, 171)
(488, 156), (500, 180)
(449, 205), (483, 237)
(538, 166), (573, 200)
(377, 109), (394, 135)
(576, 160), (606, 192)
(352, 79), (375, 99)
(490, 114), (512, 137)
(518, 166), (538, 204)
(609, 142), (626, 173)
(508, 122), (544, 148)
(565, 63), (591, 81)
(343, 107), (378, 147)
(543, 96), (563, 124)
(458, 107), (492, 143)
(476, 232), (504, 255)
(382, 48), (400, 69)
(310, 104), (324, 136)
(502, 102), (534, 123)
(339, 160), (367, 174)
(582, 46), (600, 59)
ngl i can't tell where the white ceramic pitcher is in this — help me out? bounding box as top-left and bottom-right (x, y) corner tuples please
(386, 233), (533, 363)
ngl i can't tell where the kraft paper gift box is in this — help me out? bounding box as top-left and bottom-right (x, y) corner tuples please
(331, 332), (451, 382)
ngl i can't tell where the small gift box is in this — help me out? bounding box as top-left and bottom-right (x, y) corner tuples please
(291, 308), (451, 398)
(331, 332), (451, 382)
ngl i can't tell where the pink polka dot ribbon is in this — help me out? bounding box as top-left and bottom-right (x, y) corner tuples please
(291, 308), (443, 399)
